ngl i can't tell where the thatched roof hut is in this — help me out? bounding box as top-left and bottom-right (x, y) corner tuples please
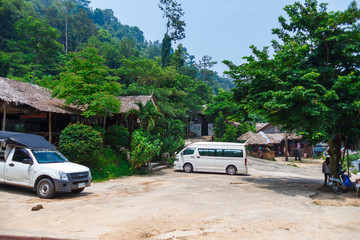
(244, 132), (302, 146)
(0, 77), (74, 114)
(118, 95), (157, 113)
(255, 123), (270, 131)
(237, 131), (255, 142)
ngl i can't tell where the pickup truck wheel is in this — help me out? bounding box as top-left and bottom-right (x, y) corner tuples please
(37, 178), (56, 199)
(71, 188), (85, 193)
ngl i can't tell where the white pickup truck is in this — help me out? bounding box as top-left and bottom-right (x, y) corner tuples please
(0, 131), (92, 198)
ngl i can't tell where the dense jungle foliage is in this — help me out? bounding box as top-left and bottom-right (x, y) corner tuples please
(0, 0), (241, 180)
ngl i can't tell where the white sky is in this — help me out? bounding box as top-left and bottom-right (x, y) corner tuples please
(89, 0), (356, 75)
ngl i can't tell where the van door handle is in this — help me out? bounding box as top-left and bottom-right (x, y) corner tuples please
(9, 163), (15, 167)
(197, 156), (201, 158)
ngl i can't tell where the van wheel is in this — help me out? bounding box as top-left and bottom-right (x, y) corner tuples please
(37, 178), (56, 199)
(183, 163), (193, 173)
(226, 165), (237, 175)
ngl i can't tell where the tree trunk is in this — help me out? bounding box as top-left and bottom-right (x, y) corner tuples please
(31, 56), (38, 84)
(65, 6), (68, 54)
(328, 134), (342, 177)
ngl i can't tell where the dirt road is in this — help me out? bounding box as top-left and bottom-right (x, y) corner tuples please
(0, 157), (359, 240)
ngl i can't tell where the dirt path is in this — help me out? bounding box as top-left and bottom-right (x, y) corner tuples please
(0, 157), (359, 239)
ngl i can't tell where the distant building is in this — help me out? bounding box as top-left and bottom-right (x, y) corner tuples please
(238, 123), (312, 159)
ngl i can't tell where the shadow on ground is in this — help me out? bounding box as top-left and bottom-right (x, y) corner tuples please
(0, 183), (93, 200)
(238, 175), (360, 205)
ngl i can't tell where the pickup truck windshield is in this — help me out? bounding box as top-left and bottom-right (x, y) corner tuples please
(32, 150), (68, 164)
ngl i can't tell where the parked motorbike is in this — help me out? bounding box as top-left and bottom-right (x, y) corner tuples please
(328, 170), (354, 195)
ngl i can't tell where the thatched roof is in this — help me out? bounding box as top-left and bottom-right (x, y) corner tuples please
(245, 131), (272, 145)
(0, 77), (74, 114)
(244, 131), (302, 145)
(118, 95), (157, 113)
(237, 131), (255, 141)
(255, 123), (270, 131)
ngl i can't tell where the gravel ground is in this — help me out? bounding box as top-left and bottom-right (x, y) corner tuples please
(0, 157), (359, 240)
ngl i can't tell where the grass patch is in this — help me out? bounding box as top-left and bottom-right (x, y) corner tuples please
(287, 163), (300, 168)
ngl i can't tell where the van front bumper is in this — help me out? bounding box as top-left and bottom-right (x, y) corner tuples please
(173, 161), (183, 170)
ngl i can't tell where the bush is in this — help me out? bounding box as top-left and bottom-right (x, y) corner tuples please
(91, 148), (133, 181)
(129, 129), (161, 170)
(105, 124), (130, 148)
(59, 123), (103, 167)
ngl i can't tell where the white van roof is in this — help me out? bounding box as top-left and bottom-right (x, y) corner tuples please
(187, 142), (245, 147)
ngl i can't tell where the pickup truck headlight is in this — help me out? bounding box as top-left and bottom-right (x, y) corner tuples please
(88, 170), (92, 178)
(59, 171), (68, 180)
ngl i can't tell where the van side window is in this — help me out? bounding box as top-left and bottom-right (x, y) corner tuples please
(198, 149), (218, 156)
(224, 149), (243, 158)
(183, 148), (195, 155)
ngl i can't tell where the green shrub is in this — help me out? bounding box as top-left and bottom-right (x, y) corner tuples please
(59, 123), (103, 167)
(105, 124), (130, 148)
(160, 136), (184, 156)
(91, 148), (132, 181)
(92, 124), (106, 137)
(130, 129), (161, 170)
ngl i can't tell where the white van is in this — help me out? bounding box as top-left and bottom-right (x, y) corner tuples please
(174, 142), (247, 175)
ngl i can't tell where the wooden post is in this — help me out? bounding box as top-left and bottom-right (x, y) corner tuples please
(2, 103), (6, 131)
(285, 131), (288, 161)
(48, 112), (52, 144)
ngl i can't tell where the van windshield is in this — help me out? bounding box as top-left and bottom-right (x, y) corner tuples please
(32, 150), (68, 164)
(183, 148), (195, 155)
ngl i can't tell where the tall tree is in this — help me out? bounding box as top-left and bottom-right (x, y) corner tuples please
(198, 55), (217, 83)
(224, 0), (360, 175)
(158, 0), (186, 67)
(53, 47), (122, 118)
(60, 0), (75, 53)
(15, 15), (62, 83)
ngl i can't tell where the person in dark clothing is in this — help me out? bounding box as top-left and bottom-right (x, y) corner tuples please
(294, 148), (302, 161)
(322, 157), (331, 186)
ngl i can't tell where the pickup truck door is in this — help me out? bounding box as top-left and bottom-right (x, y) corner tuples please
(5, 148), (33, 186)
(0, 143), (5, 182)
(0, 155), (5, 182)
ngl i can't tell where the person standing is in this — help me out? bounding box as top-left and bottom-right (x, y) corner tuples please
(322, 157), (331, 186)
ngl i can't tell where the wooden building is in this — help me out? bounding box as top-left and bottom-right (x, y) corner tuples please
(238, 123), (312, 159)
(0, 77), (77, 144)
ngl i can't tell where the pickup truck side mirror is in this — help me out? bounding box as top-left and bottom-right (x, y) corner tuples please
(180, 152), (183, 156)
(23, 158), (33, 165)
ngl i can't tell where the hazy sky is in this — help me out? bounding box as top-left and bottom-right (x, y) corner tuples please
(89, 0), (356, 75)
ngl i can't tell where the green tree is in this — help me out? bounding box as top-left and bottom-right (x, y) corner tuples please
(197, 55), (217, 83)
(224, 0), (360, 175)
(0, 0), (29, 50)
(203, 90), (240, 123)
(15, 15), (62, 83)
(53, 47), (122, 118)
(158, 0), (186, 67)
(129, 129), (161, 170)
(137, 101), (163, 131)
(214, 111), (227, 140)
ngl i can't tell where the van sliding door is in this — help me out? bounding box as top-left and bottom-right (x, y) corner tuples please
(196, 149), (215, 172)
